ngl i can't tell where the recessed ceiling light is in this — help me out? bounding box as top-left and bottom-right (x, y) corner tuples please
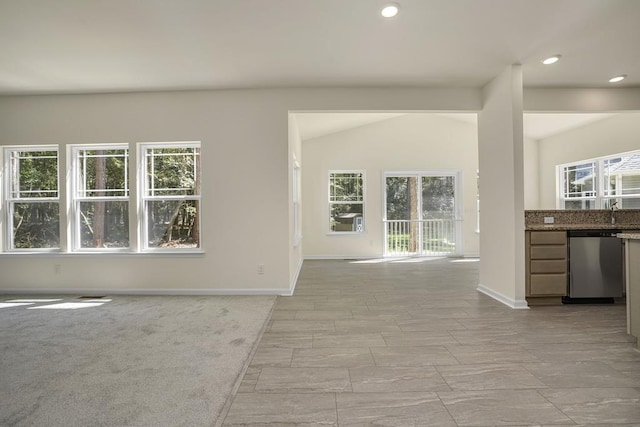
(609, 74), (627, 83)
(542, 55), (561, 65)
(381, 3), (399, 18)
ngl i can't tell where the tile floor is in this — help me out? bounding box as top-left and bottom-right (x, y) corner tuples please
(223, 258), (640, 426)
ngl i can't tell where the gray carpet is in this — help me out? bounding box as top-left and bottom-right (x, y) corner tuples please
(0, 294), (276, 426)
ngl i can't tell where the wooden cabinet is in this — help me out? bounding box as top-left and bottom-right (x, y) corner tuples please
(526, 230), (567, 305)
(623, 238), (640, 347)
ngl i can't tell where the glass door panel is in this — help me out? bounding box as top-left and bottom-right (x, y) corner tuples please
(385, 172), (460, 256)
(385, 176), (420, 254)
(422, 176), (456, 255)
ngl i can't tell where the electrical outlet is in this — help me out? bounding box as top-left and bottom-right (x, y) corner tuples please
(257, 264), (265, 275)
(544, 216), (555, 224)
(54, 264), (61, 274)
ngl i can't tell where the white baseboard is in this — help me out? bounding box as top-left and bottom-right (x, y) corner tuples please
(0, 288), (292, 296)
(477, 284), (529, 309)
(284, 258), (304, 297)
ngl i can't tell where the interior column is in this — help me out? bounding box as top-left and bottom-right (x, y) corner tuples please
(477, 65), (527, 308)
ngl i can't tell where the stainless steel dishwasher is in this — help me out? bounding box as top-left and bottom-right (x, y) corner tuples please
(566, 230), (623, 303)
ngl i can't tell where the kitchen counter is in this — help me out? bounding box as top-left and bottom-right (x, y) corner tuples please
(525, 211), (640, 310)
(527, 224), (640, 231)
(526, 209), (640, 231)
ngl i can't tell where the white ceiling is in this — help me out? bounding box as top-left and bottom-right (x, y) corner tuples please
(1, 0), (639, 95)
(295, 112), (616, 141)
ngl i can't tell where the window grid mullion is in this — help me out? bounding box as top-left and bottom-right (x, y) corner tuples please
(82, 149), (87, 198)
(150, 149), (155, 198)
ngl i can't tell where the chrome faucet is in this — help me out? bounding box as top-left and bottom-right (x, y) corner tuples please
(611, 201), (618, 225)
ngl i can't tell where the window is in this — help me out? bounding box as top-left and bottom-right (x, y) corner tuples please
(71, 145), (129, 250)
(560, 161), (597, 209)
(602, 156), (640, 208)
(329, 171), (364, 233)
(2, 142), (203, 253)
(3, 147), (60, 250)
(558, 150), (640, 209)
(141, 143), (201, 250)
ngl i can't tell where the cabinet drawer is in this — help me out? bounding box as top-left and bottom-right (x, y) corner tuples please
(530, 259), (567, 274)
(530, 245), (567, 260)
(530, 231), (566, 245)
(530, 274), (567, 296)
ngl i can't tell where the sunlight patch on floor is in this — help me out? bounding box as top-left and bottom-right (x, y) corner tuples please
(0, 302), (35, 309)
(350, 257), (403, 264)
(392, 257), (446, 263)
(350, 257), (447, 264)
(28, 302), (108, 310)
(1, 298), (111, 310)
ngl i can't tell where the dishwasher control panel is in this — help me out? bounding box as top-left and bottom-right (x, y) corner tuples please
(567, 230), (621, 238)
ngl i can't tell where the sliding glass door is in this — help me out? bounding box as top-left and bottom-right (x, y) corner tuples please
(385, 172), (461, 256)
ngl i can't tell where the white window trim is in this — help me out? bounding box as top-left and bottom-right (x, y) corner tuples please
(1, 142), (206, 255)
(138, 141), (202, 253)
(556, 160), (597, 209)
(557, 149), (640, 209)
(68, 144), (130, 252)
(328, 170), (365, 235)
(2, 145), (60, 252)
(476, 170), (480, 234)
(293, 158), (302, 247)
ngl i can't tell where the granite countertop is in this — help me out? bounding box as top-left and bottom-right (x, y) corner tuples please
(526, 223), (640, 231)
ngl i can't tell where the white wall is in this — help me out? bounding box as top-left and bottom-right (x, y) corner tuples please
(523, 137), (540, 209)
(302, 114), (479, 258)
(538, 113), (640, 208)
(2, 85), (637, 300)
(0, 90), (291, 293)
(522, 88), (640, 210)
(0, 88), (481, 294)
(525, 88), (640, 112)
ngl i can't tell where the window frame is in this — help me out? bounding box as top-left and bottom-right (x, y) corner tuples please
(328, 170), (365, 234)
(476, 170), (480, 233)
(139, 141), (202, 252)
(293, 158), (302, 246)
(557, 149), (640, 209)
(69, 144), (130, 252)
(2, 145), (60, 252)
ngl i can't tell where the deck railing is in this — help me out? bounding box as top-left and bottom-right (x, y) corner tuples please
(385, 219), (458, 256)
